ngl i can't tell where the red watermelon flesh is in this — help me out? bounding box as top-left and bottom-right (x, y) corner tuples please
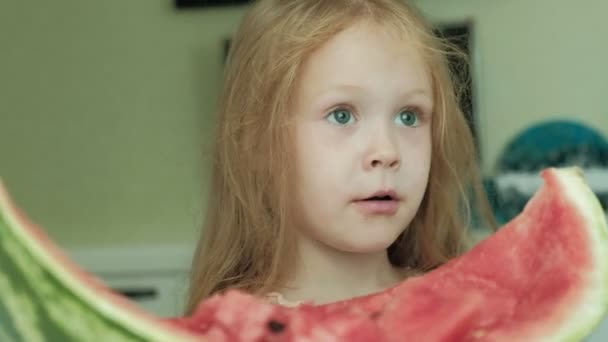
(1, 167), (607, 341)
(166, 167), (608, 341)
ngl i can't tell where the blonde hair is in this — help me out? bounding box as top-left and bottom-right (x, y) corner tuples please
(185, 0), (495, 314)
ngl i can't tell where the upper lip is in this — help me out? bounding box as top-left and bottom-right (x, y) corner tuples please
(357, 190), (401, 201)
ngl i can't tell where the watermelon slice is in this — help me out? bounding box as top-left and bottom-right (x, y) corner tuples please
(1, 167), (607, 341)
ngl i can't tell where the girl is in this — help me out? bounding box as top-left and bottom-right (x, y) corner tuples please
(185, 0), (494, 313)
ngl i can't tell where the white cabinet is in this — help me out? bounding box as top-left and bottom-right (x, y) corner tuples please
(68, 245), (194, 318)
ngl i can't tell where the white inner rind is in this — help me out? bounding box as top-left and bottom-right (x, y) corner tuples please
(543, 168), (608, 341)
(0, 182), (199, 342)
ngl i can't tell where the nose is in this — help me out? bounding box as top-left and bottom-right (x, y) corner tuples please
(363, 133), (401, 171)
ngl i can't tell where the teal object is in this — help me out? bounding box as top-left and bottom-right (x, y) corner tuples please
(490, 120), (608, 224)
(498, 120), (608, 172)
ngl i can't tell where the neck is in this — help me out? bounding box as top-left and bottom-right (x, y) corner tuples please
(279, 233), (405, 305)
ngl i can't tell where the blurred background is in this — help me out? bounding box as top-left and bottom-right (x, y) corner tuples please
(1, 0), (607, 320)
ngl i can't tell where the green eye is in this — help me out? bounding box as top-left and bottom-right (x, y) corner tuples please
(327, 108), (355, 125)
(396, 110), (420, 127)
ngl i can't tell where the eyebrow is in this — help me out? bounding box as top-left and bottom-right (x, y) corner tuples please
(311, 84), (365, 97)
(313, 84), (432, 99)
(402, 88), (432, 98)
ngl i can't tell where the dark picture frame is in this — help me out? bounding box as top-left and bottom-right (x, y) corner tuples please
(435, 22), (478, 155)
(175, 0), (250, 8)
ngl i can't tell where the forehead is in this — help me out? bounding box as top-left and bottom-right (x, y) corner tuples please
(296, 20), (433, 101)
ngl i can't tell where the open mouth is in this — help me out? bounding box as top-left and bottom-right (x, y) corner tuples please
(364, 195), (394, 201)
(359, 190), (400, 202)
(354, 192), (400, 215)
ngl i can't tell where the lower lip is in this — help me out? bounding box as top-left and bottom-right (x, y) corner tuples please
(353, 200), (399, 216)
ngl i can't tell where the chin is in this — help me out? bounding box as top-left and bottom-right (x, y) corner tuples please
(329, 232), (401, 254)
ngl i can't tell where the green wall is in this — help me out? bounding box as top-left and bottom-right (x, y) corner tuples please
(0, 2), (245, 248)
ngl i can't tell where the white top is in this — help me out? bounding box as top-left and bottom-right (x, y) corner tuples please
(265, 292), (305, 307)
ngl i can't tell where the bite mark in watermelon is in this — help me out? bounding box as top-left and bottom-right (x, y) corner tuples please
(1, 167), (607, 341)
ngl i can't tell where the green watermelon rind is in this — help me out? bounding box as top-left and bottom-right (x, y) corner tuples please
(0, 215), (146, 341)
(0, 182), (199, 342)
(545, 168), (608, 341)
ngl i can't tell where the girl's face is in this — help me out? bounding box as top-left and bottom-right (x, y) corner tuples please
(291, 21), (433, 254)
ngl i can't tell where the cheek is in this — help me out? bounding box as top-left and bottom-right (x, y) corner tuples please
(401, 128), (432, 163)
(292, 127), (349, 221)
(294, 124), (351, 185)
(293, 130), (331, 210)
(399, 130), (432, 189)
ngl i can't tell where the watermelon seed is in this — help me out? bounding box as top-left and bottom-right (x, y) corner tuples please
(267, 320), (286, 333)
(370, 311), (381, 319)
